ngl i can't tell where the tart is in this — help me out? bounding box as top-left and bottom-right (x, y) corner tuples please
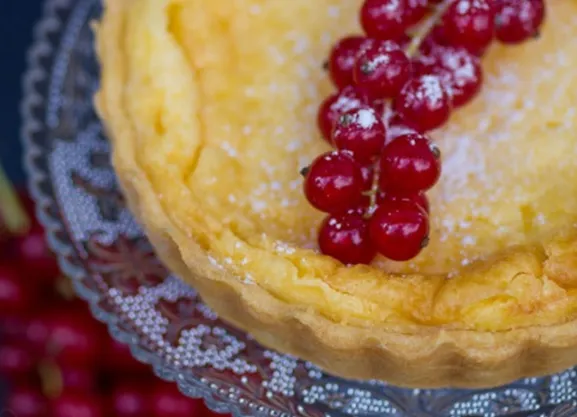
(95, 0), (577, 388)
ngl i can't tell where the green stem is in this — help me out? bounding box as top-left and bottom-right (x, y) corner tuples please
(0, 163), (30, 234)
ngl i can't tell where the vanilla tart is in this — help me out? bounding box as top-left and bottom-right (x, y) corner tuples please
(95, 0), (577, 388)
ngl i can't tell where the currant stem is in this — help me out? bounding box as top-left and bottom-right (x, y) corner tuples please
(365, 0), (453, 218)
(0, 163), (29, 234)
(365, 163), (381, 219)
(38, 360), (64, 399)
(406, 0), (454, 58)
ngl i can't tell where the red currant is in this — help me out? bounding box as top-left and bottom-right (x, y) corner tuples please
(317, 86), (365, 142)
(360, 0), (429, 41)
(6, 386), (48, 417)
(14, 224), (61, 286)
(0, 313), (33, 341)
(379, 191), (430, 213)
(495, 0), (545, 44)
(43, 305), (104, 367)
(332, 106), (386, 162)
(0, 263), (37, 314)
(418, 46), (483, 108)
(150, 382), (202, 417)
(103, 338), (150, 374)
(109, 382), (149, 417)
(328, 36), (369, 89)
(50, 393), (104, 417)
(306, 0), (545, 265)
(369, 200), (429, 261)
(353, 40), (411, 100)
(304, 151), (364, 213)
(442, 0), (496, 55)
(318, 208), (377, 265)
(394, 75), (452, 132)
(24, 313), (52, 354)
(0, 342), (35, 380)
(59, 367), (98, 393)
(379, 133), (441, 192)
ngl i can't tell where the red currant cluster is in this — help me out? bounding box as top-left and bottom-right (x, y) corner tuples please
(304, 0), (545, 265)
(0, 191), (223, 417)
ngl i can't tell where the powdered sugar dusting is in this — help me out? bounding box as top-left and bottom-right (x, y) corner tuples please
(403, 75), (446, 107)
(440, 48), (478, 87)
(355, 108), (378, 129)
(455, 0), (490, 15)
(333, 91), (363, 114)
(194, 0), (577, 275)
(425, 10), (577, 273)
(420, 75), (444, 105)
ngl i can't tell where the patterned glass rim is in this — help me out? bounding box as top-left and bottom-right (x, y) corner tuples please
(20, 0), (246, 415)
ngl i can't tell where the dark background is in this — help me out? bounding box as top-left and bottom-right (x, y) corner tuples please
(0, 0), (42, 403)
(0, 1), (44, 186)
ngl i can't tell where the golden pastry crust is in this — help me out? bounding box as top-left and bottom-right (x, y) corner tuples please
(95, 0), (577, 387)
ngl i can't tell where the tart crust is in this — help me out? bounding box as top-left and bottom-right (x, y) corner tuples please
(95, 0), (577, 387)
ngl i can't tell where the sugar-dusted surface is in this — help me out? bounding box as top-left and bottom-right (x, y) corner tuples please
(424, 5), (577, 274)
(164, 0), (577, 274)
(101, 0), (577, 329)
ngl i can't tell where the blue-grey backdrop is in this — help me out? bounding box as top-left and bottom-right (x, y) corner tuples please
(0, 1), (43, 185)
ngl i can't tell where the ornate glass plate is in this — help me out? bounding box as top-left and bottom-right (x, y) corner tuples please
(20, 0), (577, 416)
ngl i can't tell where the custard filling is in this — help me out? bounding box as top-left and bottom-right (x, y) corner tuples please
(98, 0), (577, 330)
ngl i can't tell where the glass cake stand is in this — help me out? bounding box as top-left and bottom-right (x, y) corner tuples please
(21, 0), (577, 416)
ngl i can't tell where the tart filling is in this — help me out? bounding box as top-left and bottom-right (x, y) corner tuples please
(97, 0), (577, 332)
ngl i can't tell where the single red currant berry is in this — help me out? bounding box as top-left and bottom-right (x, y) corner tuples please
(328, 36), (369, 89)
(360, 0), (429, 41)
(6, 386), (48, 417)
(0, 264), (37, 314)
(332, 106), (386, 163)
(422, 46), (483, 108)
(103, 338), (149, 374)
(379, 192), (430, 213)
(304, 151), (364, 213)
(379, 133), (441, 193)
(369, 200), (429, 261)
(442, 0), (496, 55)
(14, 224), (61, 285)
(318, 209), (377, 265)
(43, 306), (104, 367)
(0, 342), (36, 380)
(58, 367), (98, 393)
(150, 382), (202, 417)
(394, 75), (452, 132)
(494, 0), (545, 44)
(109, 382), (149, 417)
(50, 393), (104, 417)
(317, 86), (366, 142)
(353, 40), (411, 100)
